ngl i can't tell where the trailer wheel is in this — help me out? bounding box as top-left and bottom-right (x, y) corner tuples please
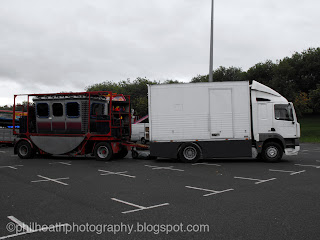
(94, 142), (113, 161)
(132, 150), (139, 159)
(261, 142), (283, 162)
(178, 143), (201, 163)
(16, 141), (34, 159)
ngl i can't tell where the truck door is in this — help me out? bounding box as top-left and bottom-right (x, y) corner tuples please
(257, 103), (272, 134)
(209, 89), (234, 138)
(51, 102), (65, 132)
(273, 103), (297, 138)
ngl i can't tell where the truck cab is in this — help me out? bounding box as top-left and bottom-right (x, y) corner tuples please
(251, 81), (300, 161)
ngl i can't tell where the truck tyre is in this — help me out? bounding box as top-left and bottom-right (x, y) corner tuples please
(132, 150), (139, 159)
(94, 142), (113, 161)
(261, 142), (283, 162)
(178, 143), (201, 163)
(16, 141), (34, 159)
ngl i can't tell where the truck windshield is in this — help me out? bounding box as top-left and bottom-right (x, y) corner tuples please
(274, 104), (294, 121)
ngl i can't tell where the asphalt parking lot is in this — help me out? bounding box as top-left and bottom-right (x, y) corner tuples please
(0, 143), (320, 240)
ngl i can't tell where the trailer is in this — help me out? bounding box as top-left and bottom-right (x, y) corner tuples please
(131, 123), (149, 144)
(13, 91), (137, 160)
(148, 81), (300, 163)
(0, 110), (24, 145)
(0, 127), (17, 144)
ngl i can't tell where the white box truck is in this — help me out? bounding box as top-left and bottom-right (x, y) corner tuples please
(131, 123), (149, 144)
(148, 81), (300, 163)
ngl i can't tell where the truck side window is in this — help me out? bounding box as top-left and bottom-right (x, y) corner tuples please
(52, 103), (63, 117)
(66, 102), (80, 118)
(274, 104), (293, 121)
(36, 103), (49, 118)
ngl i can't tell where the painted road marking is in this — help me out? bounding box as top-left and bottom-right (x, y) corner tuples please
(0, 165), (23, 170)
(49, 161), (72, 166)
(0, 216), (69, 240)
(31, 175), (69, 186)
(302, 150), (309, 152)
(295, 164), (320, 169)
(145, 165), (184, 172)
(234, 176), (277, 184)
(111, 198), (169, 214)
(192, 163), (221, 167)
(98, 170), (136, 178)
(185, 186), (234, 197)
(269, 169), (306, 175)
(0, 151), (6, 153)
(7, 216), (34, 232)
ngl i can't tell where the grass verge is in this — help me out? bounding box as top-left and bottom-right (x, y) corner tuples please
(299, 114), (320, 143)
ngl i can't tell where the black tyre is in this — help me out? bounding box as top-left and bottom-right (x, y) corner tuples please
(16, 141), (34, 159)
(141, 137), (146, 144)
(132, 150), (139, 159)
(261, 142), (283, 162)
(178, 143), (201, 163)
(94, 142), (113, 161)
(113, 147), (128, 159)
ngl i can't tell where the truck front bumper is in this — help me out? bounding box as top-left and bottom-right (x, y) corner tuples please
(285, 145), (300, 156)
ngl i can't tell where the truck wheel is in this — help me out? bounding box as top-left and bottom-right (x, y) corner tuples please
(141, 137), (146, 144)
(16, 141), (34, 159)
(261, 142), (283, 162)
(94, 142), (113, 161)
(178, 143), (201, 163)
(132, 150), (139, 159)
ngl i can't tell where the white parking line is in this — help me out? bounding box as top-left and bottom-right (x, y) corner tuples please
(185, 186), (234, 197)
(295, 164), (320, 169)
(0, 216), (69, 240)
(98, 170), (136, 178)
(145, 165), (184, 172)
(31, 175), (69, 186)
(0, 165), (23, 170)
(234, 176), (277, 184)
(7, 216), (34, 232)
(49, 161), (72, 166)
(192, 163), (221, 167)
(111, 198), (169, 214)
(269, 169), (306, 175)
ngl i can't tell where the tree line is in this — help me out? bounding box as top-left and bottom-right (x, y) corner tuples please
(87, 47), (320, 117)
(2, 47), (319, 117)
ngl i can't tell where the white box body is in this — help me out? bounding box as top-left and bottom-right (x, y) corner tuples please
(148, 81), (251, 142)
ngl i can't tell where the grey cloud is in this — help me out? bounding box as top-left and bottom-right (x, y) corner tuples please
(0, 0), (319, 105)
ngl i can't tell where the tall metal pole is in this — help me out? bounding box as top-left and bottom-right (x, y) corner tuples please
(209, 0), (214, 82)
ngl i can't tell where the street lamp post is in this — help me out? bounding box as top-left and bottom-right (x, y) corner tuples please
(209, 0), (214, 82)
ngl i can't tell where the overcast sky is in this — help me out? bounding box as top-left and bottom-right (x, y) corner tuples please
(1, 0), (319, 105)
